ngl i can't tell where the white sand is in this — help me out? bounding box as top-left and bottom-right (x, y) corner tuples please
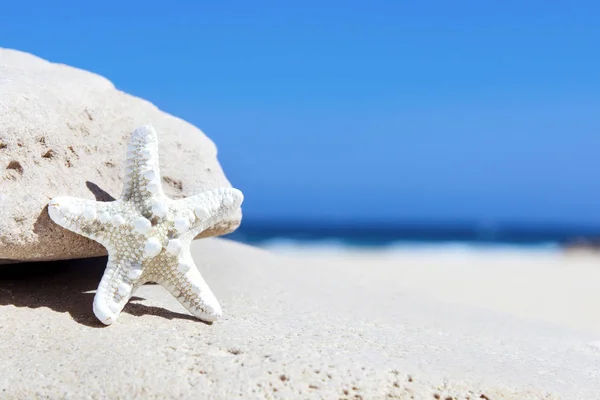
(273, 245), (600, 336)
(1, 239), (599, 399)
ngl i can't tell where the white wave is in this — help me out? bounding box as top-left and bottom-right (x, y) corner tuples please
(256, 237), (561, 256)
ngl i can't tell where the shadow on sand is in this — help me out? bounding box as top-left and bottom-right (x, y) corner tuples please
(0, 257), (198, 327)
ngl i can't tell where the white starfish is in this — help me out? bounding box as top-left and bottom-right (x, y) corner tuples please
(47, 125), (243, 325)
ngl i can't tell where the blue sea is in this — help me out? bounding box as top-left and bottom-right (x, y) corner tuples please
(225, 222), (600, 253)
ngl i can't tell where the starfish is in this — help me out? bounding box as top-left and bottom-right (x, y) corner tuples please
(47, 125), (244, 325)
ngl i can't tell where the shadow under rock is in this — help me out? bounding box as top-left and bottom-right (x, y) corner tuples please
(85, 181), (116, 202)
(0, 257), (199, 327)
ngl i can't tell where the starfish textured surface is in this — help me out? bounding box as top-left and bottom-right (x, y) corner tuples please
(47, 125), (244, 325)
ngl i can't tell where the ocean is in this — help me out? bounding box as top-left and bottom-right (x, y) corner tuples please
(225, 221), (600, 252)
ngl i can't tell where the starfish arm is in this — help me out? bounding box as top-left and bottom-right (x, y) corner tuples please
(160, 250), (222, 322)
(46, 125), (242, 325)
(48, 196), (119, 243)
(120, 125), (164, 207)
(93, 256), (144, 325)
(173, 188), (244, 238)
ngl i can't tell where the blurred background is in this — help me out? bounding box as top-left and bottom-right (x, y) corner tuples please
(3, 1), (599, 250)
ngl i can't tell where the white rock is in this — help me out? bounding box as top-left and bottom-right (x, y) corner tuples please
(0, 48), (242, 263)
(222, 192), (234, 206)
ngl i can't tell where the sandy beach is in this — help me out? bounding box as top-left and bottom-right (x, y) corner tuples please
(1, 238), (599, 399)
(270, 244), (600, 336)
(2, 3), (598, 397)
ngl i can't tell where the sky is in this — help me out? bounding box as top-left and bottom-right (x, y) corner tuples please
(2, 1), (600, 227)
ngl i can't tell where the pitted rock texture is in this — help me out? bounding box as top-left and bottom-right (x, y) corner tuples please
(0, 48), (241, 262)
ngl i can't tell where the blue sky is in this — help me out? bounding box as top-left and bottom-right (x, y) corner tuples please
(2, 1), (600, 226)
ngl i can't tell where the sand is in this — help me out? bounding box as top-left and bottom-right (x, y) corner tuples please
(1, 238), (599, 399)
(274, 245), (600, 336)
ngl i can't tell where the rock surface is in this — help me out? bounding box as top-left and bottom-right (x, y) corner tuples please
(0, 238), (598, 399)
(0, 48), (241, 262)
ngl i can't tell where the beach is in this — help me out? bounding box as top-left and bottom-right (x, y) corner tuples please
(268, 243), (600, 336)
(2, 7), (598, 398)
(1, 238), (599, 399)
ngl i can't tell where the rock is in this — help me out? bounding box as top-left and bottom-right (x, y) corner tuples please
(562, 238), (600, 255)
(0, 48), (241, 263)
